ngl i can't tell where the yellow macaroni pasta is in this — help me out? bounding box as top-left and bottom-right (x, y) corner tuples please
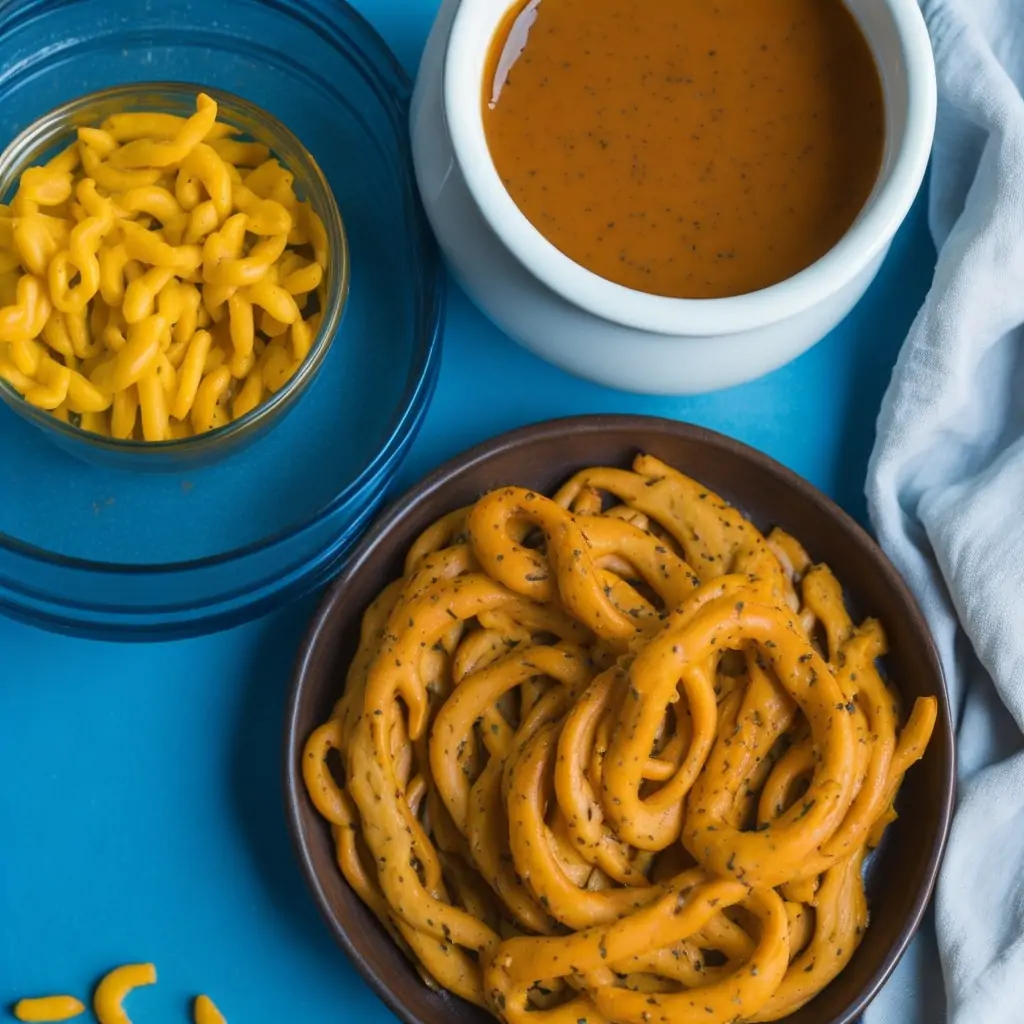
(194, 994), (227, 1024)
(0, 92), (329, 442)
(93, 963), (156, 1024)
(12, 967), (229, 1024)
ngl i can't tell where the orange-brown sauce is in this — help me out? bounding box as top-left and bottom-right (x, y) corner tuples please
(483, 0), (884, 299)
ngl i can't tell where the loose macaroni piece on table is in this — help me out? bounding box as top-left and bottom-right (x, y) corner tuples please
(193, 994), (227, 1024)
(92, 963), (156, 1024)
(12, 966), (228, 1024)
(12, 995), (85, 1022)
(303, 454), (938, 1024)
(0, 92), (328, 441)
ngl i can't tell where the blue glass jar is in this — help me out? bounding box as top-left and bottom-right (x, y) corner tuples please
(0, 0), (445, 638)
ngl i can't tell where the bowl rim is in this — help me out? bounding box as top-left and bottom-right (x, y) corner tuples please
(283, 412), (956, 1024)
(443, 0), (937, 337)
(0, 59), (446, 578)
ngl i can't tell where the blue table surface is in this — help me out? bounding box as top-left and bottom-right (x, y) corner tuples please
(0, 1), (937, 1019)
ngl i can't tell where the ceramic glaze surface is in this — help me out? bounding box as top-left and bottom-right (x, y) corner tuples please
(413, 0), (935, 393)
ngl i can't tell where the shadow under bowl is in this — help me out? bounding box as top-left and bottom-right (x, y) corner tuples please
(284, 413), (954, 1024)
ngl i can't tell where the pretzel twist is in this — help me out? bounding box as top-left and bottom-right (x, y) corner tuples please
(303, 455), (937, 1022)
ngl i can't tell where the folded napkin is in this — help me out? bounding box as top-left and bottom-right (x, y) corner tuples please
(865, 0), (1024, 1021)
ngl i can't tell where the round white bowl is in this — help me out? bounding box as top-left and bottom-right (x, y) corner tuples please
(411, 0), (936, 395)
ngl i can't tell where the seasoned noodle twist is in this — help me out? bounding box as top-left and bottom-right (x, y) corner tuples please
(303, 454), (936, 1023)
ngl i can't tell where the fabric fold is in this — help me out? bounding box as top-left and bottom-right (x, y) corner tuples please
(865, 1), (1024, 1021)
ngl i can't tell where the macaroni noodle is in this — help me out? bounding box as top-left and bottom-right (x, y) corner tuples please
(93, 963), (156, 1024)
(13, 968), (229, 1024)
(12, 996), (85, 1022)
(194, 995), (227, 1024)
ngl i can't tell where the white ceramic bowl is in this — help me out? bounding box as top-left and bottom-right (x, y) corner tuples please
(411, 0), (936, 395)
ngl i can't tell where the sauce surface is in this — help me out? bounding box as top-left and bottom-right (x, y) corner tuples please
(483, 0), (885, 299)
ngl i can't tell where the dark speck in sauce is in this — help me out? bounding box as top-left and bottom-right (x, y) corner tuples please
(483, 0), (884, 299)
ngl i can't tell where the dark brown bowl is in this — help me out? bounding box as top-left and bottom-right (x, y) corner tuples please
(284, 414), (954, 1024)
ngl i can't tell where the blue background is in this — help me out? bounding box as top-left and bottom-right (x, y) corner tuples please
(0, 1), (936, 1019)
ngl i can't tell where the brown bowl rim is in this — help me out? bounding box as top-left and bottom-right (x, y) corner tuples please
(283, 413), (955, 1024)
(0, 81), (350, 464)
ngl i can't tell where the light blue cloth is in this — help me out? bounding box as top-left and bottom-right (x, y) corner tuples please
(865, 1), (1024, 1021)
